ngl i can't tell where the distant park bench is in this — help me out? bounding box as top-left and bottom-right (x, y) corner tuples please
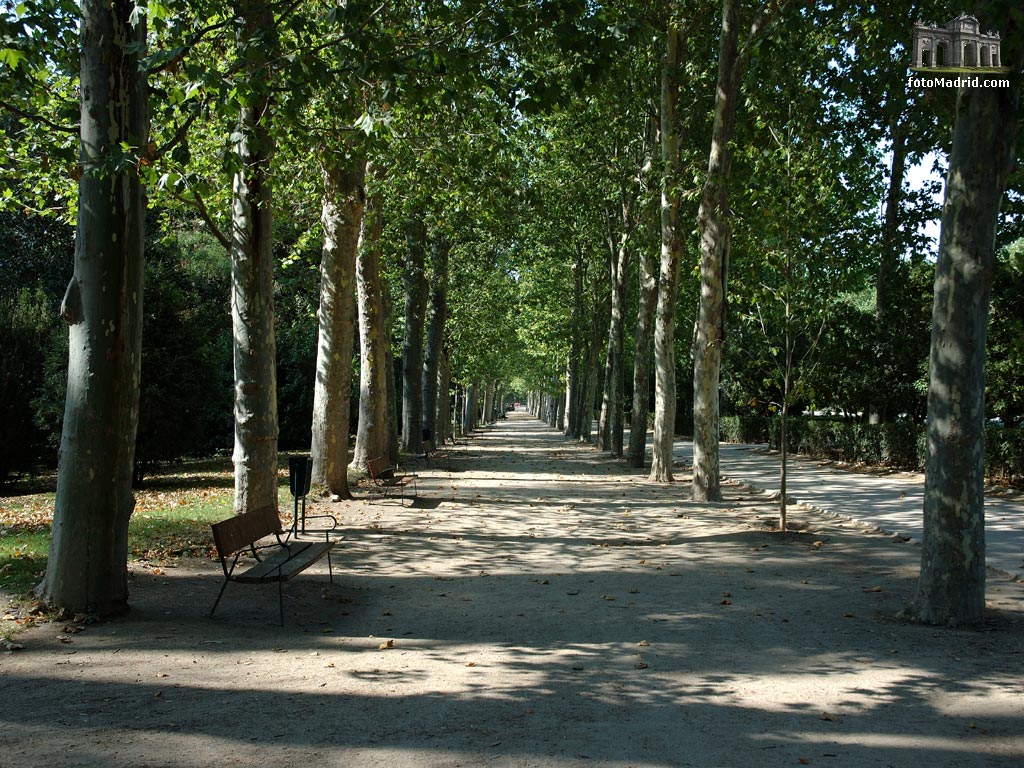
(420, 440), (451, 471)
(209, 505), (335, 625)
(367, 456), (418, 504)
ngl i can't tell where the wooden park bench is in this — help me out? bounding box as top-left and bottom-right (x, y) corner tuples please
(420, 440), (451, 471)
(367, 456), (417, 504)
(209, 505), (336, 625)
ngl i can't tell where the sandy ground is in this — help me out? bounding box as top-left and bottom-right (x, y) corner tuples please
(2, 412), (1023, 768)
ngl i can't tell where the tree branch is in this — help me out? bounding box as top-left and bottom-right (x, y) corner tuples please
(171, 189), (231, 252)
(0, 98), (77, 135)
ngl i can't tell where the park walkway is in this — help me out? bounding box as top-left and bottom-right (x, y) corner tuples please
(1, 412), (1022, 768)
(668, 440), (1024, 579)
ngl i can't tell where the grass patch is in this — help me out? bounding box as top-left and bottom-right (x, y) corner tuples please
(0, 529), (49, 597)
(0, 456), (298, 602)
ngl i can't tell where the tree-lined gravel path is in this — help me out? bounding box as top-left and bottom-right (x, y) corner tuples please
(2, 412), (1023, 767)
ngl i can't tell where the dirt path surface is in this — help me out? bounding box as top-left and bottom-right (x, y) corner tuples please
(3, 412), (1023, 767)
(673, 441), (1024, 580)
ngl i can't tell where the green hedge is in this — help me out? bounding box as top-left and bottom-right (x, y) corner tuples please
(719, 415), (1022, 486)
(719, 415), (770, 444)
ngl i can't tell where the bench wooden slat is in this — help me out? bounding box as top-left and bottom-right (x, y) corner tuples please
(211, 505), (281, 558)
(233, 541), (335, 583)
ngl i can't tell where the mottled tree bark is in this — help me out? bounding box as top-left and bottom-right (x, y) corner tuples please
(628, 241), (659, 468)
(870, 120), (907, 425)
(383, 278), (400, 465)
(564, 250), (585, 439)
(692, 0), (778, 500)
(692, 0), (742, 501)
(310, 152), (366, 497)
(580, 289), (606, 443)
(650, 23), (684, 482)
(400, 214), (428, 452)
(599, 222), (633, 456)
(462, 381), (475, 433)
(39, 0), (148, 615)
(908, 70), (1020, 626)
(353, 189), (389, 469)
(436, 348), (452, 445)
(229, 0), (279, 515)
(421, 238), (449, 444)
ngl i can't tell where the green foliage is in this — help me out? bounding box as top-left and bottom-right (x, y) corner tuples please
(0, 286), (53, 484)
(987, 240), (1024, 427)
(768, 417), (924, 469)
(274, 229), (320, 450)
(0, 212), (72, 485)
(760, 416), (1023, 485)
(719, 414), (770, 444)
(134, 225), (234, 476)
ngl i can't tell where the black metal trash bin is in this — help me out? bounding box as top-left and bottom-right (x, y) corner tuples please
(288, 455), (313, 535)
(289, 455), (313, 498)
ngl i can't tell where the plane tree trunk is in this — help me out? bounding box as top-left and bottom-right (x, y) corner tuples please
(39, 0), (148, 615)
(310, 151), (366, 498)
(353, 187), (389, 468)
(907, 69), (1021, 626)
(400, 214), (428, 452)
(650, 23), (684, 482)
(422, 237), (450, 444)
(229, 0), (279, 515)
(691, 0), (743, 502)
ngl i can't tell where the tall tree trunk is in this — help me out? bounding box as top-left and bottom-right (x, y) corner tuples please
(39, 0), (148, 615)
(870, 119), (907, 425)
(597, 335), (612, 448)
(383, 284), (400, 464)
(229, 0), (279, 515)
(564, 250), (585, 438)
(608, 227), (633, 458)
(628, 240), (659, 468)
(472, 376), (482, 429)
(484, 379), (496, 424)
(580, 291), (606, 443)
(400, 215), (428, 452)
(563, 355), (576, 436)
(650, 23), (684, 482)
(907, 70), (1021, 626)
(463, 381), (475, 433)
(353, 188), (388, 468)
(692, 0), (742, 502)
(436, 348), (451, 445)
(599, 219), (633, 456)
(310, 151), (366, 498)
(422, 237), (450, 444)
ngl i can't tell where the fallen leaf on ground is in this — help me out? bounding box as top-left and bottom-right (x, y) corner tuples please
(378, 639), (394, 650)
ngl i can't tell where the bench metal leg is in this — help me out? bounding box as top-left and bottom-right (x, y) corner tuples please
(210, 579), (230, 619)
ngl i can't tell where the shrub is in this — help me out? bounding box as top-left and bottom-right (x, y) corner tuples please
(0, 287), (58, 485)
(761, 416), (1022, 486)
